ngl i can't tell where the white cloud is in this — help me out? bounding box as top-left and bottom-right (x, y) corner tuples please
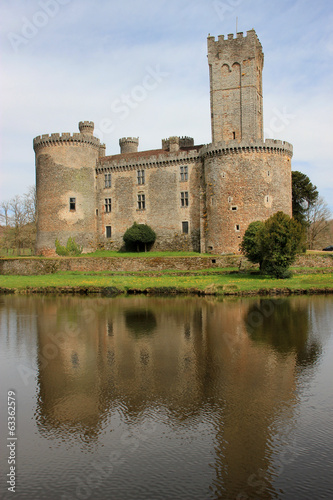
(0, 0), (332, 212)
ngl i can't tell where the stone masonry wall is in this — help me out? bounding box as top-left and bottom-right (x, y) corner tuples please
(96, 148), (203, 252)
(0, 254), (332, 276)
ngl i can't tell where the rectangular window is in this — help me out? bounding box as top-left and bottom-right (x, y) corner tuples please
(138, 194), (145, 210)
(180, 166), (188, 182)
(235, 224), (240, 231)
(104, 173), (111, 188)
(105, 198), (111, 213)
(137, 170), (145, 185)
(69, 197), (76, 211)
(182, 221), (189, 234)
(181, 191), (189, 207)
(106, 226), (111, 238)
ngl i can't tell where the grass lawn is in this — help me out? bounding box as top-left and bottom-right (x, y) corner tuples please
(0, 269), (332, 295)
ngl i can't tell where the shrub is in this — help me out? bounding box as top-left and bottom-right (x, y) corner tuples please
(123, 223), (156, 252)
(241, 212), (303, 279)
(55, 237), (83, 256)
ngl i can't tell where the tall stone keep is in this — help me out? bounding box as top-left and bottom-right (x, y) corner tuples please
(208, 30), (264, 144)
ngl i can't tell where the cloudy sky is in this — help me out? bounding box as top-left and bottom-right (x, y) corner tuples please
(1, 0), (332, 211)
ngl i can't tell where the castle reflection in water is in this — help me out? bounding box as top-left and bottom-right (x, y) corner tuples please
(2, 294), (324, 498)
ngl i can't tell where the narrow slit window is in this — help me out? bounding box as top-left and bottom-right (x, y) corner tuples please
(181, 191), (189, 207)
(182, 221), (189, 234)
(69, 197), (76, 211)
(232, 131), (236, 140)
(235, 224), (240, 231)
(105, 198), (111, 213)
(106, 226), (111, 238)
(266, 195), (269, 203)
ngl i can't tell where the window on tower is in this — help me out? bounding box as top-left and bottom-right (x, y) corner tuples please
(138, 194), (145, 210)
(180, 166), (188, 182)
(181, 192), (189, 207)
(137, 170), (145, 185)
(69, 198), (76, 211)
(105, 198), (112, 213)
(104, 173), (111, 188)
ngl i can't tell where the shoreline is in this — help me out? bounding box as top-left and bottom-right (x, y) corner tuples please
(1, 284), (333, 297)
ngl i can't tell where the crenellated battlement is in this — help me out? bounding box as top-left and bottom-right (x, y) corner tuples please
(201, 139), (293, 158)
(119, 137), (139, 143)
(33, 121), (101, 151)
(162, 136), (194, 151)
(33, 131), (101, 151)
(207, 29), (262, 53)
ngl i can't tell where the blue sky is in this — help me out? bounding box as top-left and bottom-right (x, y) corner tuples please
(1, 0), (332, 211)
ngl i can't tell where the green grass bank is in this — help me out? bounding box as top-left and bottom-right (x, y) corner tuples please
(0, 252), (332, 296)
(0, 269), (332, 297)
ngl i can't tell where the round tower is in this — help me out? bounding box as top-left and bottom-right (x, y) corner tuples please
(201, 140), (293, 253)
(119, 137), (139, 154)
(34, 121), (102, 255)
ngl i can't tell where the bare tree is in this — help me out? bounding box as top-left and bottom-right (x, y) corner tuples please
(0, 186), (37, 255)
(306, 196), (332, 250)
(0, 200), (12, 226)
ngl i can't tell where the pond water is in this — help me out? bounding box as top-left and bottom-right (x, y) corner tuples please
(0, 294), (333, 500)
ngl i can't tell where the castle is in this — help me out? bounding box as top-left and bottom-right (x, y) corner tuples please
(34, 30), (293, 256)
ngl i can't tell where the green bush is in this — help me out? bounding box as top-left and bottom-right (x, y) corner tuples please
(55, 237), (83, 256)
(123, 223), (156, 252)
(241, 212), (303, 279)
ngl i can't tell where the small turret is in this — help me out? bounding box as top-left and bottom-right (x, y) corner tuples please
(79, 121), (94, 135)
(119, 137), (139, 154)
(162, 136), (194, 152)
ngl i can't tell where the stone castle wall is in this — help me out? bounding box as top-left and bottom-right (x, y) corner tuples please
(96, 147), (203, 251)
